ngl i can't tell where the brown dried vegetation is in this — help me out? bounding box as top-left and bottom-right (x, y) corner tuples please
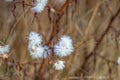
(0, 0), (120, 80)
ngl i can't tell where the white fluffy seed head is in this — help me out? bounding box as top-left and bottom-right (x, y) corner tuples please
(54, 35), (74, 57)
(28, 32), (42, 45)
(28, 31), (46, 59)
(28, 31), (51, 59)
(117, 57), (120, 65)
(53, 60), (65, 70)
(32, 0), (48, 13)
(28, 44), (51, 59)
(29, 45), (45, 59)
(0, 45), (10, 54)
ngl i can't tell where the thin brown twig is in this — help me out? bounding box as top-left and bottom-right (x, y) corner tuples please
(87, 7), (120, 59)
(5, 8), (30, 43)
(36, 0), (70, 80)
(97, 54), (117, 65)
(81, 7), (120, 74)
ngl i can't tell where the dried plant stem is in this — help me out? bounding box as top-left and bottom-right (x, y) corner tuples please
(36, 59), (46, 80)
(81, 7), (120, 74)
(5, 9), (30, 43)
(16, 2), (33, 7)
(84, 2), (101, 38)
(36, 0), (70, 80)
(87, 7), (120, 59)
(75, 35), (95, 49)
(97, 54), (117, 64)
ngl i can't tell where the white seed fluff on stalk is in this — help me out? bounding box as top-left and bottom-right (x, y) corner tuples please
(117, 57), (120, 65)
(28, 45), (51, 59)
(53, 60), (65, 70)
(28, 32), (42, 45)
(43, 46), (51, 56)
(29, 45), (44, 58)
(54, 35), (74, 57)
(0, 45), (10, 54)
(28, 32), (50, 59)
(28, 31), (45, 59)
(32, 0), (48, 13)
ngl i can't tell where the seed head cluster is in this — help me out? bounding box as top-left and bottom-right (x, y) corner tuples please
(28, 32), (74, 70)
(28, 32), (50, 59)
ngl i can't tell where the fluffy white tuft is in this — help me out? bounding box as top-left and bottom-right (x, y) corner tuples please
(117, 57), (120, 65)
(28, 32), (42, 45)
(28, 45), (51, 59)
(28, 32), (51, 59)
(0, 45), (10, 54)
(32, 0), (48, 13)
(53, 60), (65, 70)
(29, 45), (44, 58)
(54, 35), (74, 57)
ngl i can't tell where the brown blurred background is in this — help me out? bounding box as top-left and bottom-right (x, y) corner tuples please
(0, 0), (120, 80)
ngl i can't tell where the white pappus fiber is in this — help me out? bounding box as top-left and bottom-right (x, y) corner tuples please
(32, 0), (48, 13)
(28, 32), (42, 45)
(0, 45), (10, 54)
(117, 57), (120, 65)
(53, 60), (65, 70)
(28, 31), (51, 59)
(28, 45), (51, 59)
(54, 35), (74, 57)
(29, 45), (44, 58)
